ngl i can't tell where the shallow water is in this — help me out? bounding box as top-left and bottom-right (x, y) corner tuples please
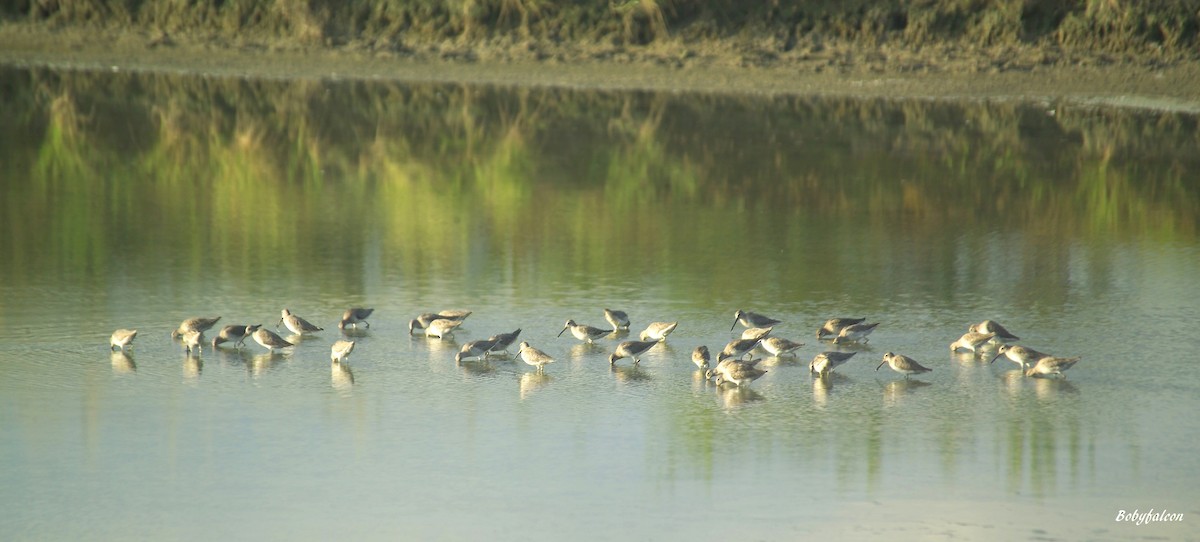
(1, 66), (1199, 540)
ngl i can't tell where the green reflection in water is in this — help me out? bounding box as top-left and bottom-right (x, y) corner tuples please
(2, 67), (1197, 331)
(3, 68), (1197, 298)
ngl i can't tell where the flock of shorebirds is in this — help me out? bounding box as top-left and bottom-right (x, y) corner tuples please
(106, 308), (1082, 386)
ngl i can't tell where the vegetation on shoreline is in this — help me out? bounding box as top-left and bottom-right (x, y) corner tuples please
(5, 1), (1199, 70)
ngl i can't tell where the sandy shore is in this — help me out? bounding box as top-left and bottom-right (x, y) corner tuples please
(3, 24), (1199, 112)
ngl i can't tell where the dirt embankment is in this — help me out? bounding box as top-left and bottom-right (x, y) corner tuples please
(3, 1), (1200, 106)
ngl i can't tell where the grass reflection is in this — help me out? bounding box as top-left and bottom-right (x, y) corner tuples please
(998, 376), (1092, 499)
(2, 66), (1197, 301)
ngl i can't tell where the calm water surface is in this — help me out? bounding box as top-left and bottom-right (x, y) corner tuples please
(1, 66), (1199, 540)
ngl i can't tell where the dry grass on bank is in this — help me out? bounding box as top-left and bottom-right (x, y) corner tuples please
(6, 0), (1198, 69)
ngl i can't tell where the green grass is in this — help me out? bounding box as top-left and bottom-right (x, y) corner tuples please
(5, 1), (1198, 57)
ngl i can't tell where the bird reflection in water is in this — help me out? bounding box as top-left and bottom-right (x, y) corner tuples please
(1033, 376), (1078, 401)
(519, 372), (551, 400)
(568, 342), (603, 362)
(458, 359), (497, 378)
(812, 372), (851, 407)
(759, 352), (803, 368)
(250, 352), (285, 377)
(647, 341), (676, 360)
(183, 356), (202, 381)
(611, 364), (651, 384)
(952, 350), (983, 365)
(339, 326), (370, 339)
(423, 335), (460, 357)
(110, 351), (136, 374)
(992, 369), (1026, 403)
(882, 379), (931, 406)
(216, 346), (253, 367)
(285, 333), (312, 346)
(331, 361), (354, 392)
(718, 385), (764, 410)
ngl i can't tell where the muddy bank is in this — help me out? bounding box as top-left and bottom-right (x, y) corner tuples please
(2, 12), (1199, 111)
